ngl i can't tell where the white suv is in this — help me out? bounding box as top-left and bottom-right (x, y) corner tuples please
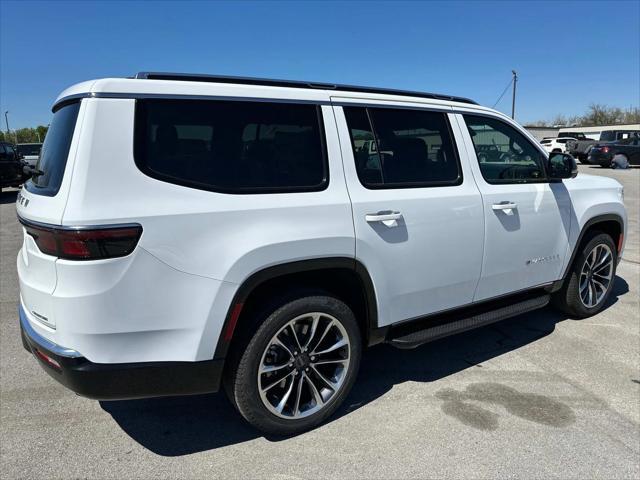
(540, 137), (576, 154)
(17, 73), (627, 435)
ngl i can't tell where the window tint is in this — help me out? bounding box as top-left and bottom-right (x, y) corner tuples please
(344, 106), (461, 188)
(17, 144), (42, 156)
(134, 99), (327, 193)
(26, 102), (80, 196)
(464, 115), (547, 184)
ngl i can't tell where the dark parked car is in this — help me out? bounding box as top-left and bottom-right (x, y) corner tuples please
(563, 130), (639, 164)
(0, 141), (26, 189)
(560, 132), (597, 163)
(588, 135), (640, 167)
(16, 143), (43, 174)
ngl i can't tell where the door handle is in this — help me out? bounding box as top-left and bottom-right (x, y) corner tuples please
(365, 211), (402, 227)
(492, 202), (517, 214)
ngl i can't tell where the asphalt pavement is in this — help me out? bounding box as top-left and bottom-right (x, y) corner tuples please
(1, 164), (638, 479)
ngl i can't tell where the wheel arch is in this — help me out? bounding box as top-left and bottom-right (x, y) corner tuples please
(213, 257), (383, 361)
(559, 213), (624, 283)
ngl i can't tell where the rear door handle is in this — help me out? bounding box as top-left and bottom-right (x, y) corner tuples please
(492, 202), (517, 213)
(365, 211), (402, 227)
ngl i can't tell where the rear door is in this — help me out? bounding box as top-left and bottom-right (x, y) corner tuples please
(333, 101), (484, 326)
(455, 113), (572, 301)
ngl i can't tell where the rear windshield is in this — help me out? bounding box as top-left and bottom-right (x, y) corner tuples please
(25, 102), (80, 196)
(134, 99), (328, 193)
(17, 144), (42, 156)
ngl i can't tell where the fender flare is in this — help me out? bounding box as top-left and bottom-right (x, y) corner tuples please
(556, 213), (624, 286)
(213, 257), (381, 359)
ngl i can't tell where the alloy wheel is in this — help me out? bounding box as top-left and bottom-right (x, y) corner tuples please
(579, 243), (613, 308)
(257, 312), (350, 419)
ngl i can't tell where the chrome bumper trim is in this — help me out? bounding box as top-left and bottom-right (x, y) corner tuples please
(19, 304), (83, 358)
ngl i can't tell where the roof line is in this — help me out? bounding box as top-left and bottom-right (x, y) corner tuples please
(134, 71), (478, 105)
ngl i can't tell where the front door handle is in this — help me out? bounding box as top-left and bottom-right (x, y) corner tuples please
(492, 202), (517, 214)
(365, 211), (402, 227)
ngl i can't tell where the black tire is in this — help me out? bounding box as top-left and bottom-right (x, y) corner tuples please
(225, 295), (362, 435)
(599, 159), (611, 168)
(552, 232), (617, 318)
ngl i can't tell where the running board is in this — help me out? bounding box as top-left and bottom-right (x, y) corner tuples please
(388, 294), (551, 349)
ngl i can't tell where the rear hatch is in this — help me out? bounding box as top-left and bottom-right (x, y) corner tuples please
(17, 101), (83, 329)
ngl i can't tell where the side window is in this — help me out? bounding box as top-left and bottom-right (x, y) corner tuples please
(343, 106), (462, 188)
(463, 115), (547, 184)
(134, 99), (327, 193)
(5, 144), (15, 159)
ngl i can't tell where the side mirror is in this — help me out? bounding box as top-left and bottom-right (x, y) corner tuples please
(548, 152), (578, 180)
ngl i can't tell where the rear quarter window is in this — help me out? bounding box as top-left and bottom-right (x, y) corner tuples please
(25, 102), (80, 197)
(134, 99), (328, 193)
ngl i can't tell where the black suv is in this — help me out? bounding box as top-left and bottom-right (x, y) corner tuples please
(0, 142), (25, 189)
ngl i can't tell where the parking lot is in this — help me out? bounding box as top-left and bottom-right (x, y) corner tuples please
(1, 164), (638, 479)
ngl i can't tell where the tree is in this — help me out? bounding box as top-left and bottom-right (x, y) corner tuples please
(1, 126), (49, 144)
(530, 105), (639, 127)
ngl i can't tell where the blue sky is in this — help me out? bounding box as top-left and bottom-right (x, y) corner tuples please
(1, 0), (638, 129)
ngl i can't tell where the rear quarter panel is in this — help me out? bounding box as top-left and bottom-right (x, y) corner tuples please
(59, 97), (355, 359)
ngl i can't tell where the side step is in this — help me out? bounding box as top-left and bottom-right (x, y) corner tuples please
(388, 294), (551, 349)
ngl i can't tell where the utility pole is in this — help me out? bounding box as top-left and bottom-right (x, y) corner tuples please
(511, 70), (517, 120)
(4, 111), (10, 140)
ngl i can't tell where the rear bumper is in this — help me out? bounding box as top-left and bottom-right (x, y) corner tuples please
(19, 305), (223, 400)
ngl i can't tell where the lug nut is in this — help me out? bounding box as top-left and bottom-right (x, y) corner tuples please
(294, 351), (298, 356)
(311, 356), (316, 361)
(305, 367), (309, 372)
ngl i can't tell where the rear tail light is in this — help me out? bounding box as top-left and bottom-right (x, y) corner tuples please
(20, 219), (142, 260)
(601, 146), (610, 153)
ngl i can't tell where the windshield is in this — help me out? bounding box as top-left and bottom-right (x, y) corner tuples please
(25, 102), (80, 196)
(17, 144), (42, 156)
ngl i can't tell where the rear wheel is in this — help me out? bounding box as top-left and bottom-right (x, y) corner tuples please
(552, 232), (617, 318)
(226, 295), (361, 435)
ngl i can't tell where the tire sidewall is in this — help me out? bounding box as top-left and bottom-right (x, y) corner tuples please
(233, 295), (362, 435)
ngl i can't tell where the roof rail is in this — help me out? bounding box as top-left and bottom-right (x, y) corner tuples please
(135, 72), (478, 105)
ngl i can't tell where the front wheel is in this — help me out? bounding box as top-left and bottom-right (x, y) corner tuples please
(552, 232), (617, 318)
(227, 295), (361, 435)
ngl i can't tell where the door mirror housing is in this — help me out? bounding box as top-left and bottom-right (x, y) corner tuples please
(548, 152), (578, 180)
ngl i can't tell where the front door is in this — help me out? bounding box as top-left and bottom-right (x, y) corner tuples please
(456, 113), (572, 301)
(333, 102), (484, 327)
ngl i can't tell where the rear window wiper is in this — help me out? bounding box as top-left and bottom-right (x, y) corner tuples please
(30, 169), (45, 178)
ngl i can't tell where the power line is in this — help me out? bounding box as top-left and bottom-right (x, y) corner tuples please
(492, 77), (513, 108)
